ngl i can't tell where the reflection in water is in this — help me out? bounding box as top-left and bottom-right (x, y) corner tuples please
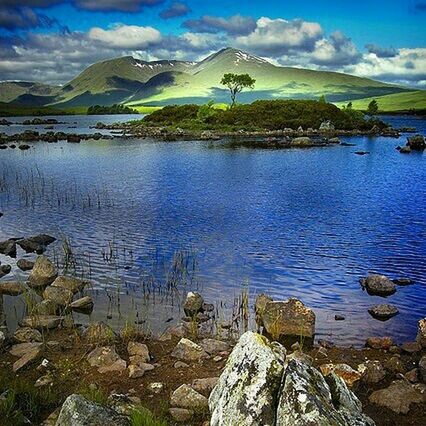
(0, 115), (425, 346)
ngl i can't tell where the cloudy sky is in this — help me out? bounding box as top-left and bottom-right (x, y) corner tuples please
(0, 0), (425, 87)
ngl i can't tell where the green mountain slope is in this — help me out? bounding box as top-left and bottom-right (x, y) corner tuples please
(335, 90), (426, 112)
(0, 81), (60, 104)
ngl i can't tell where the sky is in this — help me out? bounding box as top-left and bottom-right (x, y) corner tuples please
(0, 0), (425, 87)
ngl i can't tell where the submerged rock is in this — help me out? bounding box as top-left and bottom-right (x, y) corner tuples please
(17, 238), (45, 254)
(407, 134), (425, 151)
(28, 256), (58, 287)
(17, 259), (35, 271)
(209, 331), (286, 426)
(368, 304), (399, 320)
(56, 394), (130, 426)
(360, 274), (396, 296)
(0, 264), (11, 278)
(365, 336), (394, 350)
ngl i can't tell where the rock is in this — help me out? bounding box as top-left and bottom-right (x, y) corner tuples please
(290, 137), (312, 147)
(368, 304), (399, 321)
(0, 239), (16, 257)
(33, 299), (60, 315)
(393, 277), (413, 286)
(14, 327), (43, 343)
(13, 345), (42, 372)
(171, 384), (208, 413)
(82, 321), (116, 344)
(399, 146), (411, 154)
(209, 331), (285, 426)
(17, 259), (35, 271)
(254, 293), (273, 326)
(358, 361), (386, 384)
(128, 364), (146, 379)
(407, 134), (425, 151)
(30, 234), (56, 246)
(67, 134), (81, 143)
(52, 276), (87, 294)
(286, 349), (313, 366)
(169, 407), (193, 423)
(18, 144), (30, 150)
(17, 239), (44, 254)
(199, 338), (229, 354)
(171, 338), (208, 361)
(0, 331), (5, 348)
(56, 394), (130, 426)
(334, 314), (345, 321)
(0, 264), (11, 278)
(148, 382), (164, 394)
(277, 360), (374, 426)
(43, 286), (73, 306)
(416, 318), (426, 348)
(319, 120), (335, 131)
(419, 355), (426, 383)
(28, 256), (58, 287)
(35, 374), (54, 387)
(354, 151), (369, 155)
(191, 377), (219, 395)
(360, 274), (396, 296)
(405, 369), (419, 383)
(260, 298), (316, 342)
(127, 341), (150, 362)
(0, 281), (25, 296)
(87, 346), (126, 374)
(401, 341), (422, 354)
(174, 361), (189, 368)
(319, 363), (362, 387)
(369, 380), (426, 414)
(10, 342), (42, 357)
(70, 296), (93, 313)
(22, 315), (62, 329)
(365, 336), (394, 350)
(384, 356), (405, 374)
(183, 292), (204, 317)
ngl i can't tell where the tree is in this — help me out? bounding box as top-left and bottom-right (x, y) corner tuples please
(346, 101), (353, 109)
(220, 73), (256, 107)
(367, 99), (379, 116)
(318, 94), (327, 103)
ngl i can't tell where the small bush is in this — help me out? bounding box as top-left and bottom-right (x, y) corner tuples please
(87, 104), (138, 115)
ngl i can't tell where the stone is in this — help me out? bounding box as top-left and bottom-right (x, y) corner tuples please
(369, 381), (426, 414)
(384, 356), (405, 374)
(405, 368), (419, 383)
(171, 338), (208, 361)
(365, 336), (394, 350)
(169, 408), (193, 423)
(33, 299), (60, 315)
(209, 331), (286, 426)
(128, 364), (146, 379)
(17, 259), (35, 271)
(98, 359), (127, 374)
(0, 281), (25, 296)
(82, 322), (116, 344)
(334, 314), (345, 321)
(148, 382), (164, 394)
(418, 355), (426, 383)
(30, 234), (56, 246)
(43, 286), (73, 306)
(87, 346), (126, 374)
(358, 361), (386, 384)
(70, 296), (93, 313)
(183, 292), (204, 317)
(191, 377), (219, 395)
(56, 394), (130, 426)
(28, 256), (58, 287)
(127, 341), (150, 362)
(392, 277), (413, 286)
(360, 274), (396, 296)
(319, 363), (362, 387)
(14, 327), (43, 343)
(290, 137), (312, 147)
(277, 360), (374, 426)
(254, 293), (273, 326)
(319, 120), (335, 131)
(22, 315), (62, 329)
(171, 384), (208, 413)
(13, 345), (42, 372)
(401, 341), (422, 354)
(10, 342), (42, 357)
(368, 304), (399, 321)
(0, 264), (11, 277)
(407, 134), (425, 151)
(174, 361), (189, 368)
(52, 276), (88, 294)
(0, 331), (5, 348)
(0, 239), (17, 258)
(17, 239), (44, 254)
(35, 374), (54, 387)
(416, 318), (426, 348)
(260, 298), (316, 341)
(199, 338), (229, 354)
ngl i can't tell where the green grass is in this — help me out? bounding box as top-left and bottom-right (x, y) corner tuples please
(130, 405), (168, 426)
(130, 105), (163, 114)
(335, 90), (426, 112)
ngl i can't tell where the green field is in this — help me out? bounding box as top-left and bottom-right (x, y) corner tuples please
(335, 90), (426, 112)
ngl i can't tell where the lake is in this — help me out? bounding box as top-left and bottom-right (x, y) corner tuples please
(0, 114), (425, 346)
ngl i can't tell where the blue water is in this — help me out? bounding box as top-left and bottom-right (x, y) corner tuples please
(0, 115), (425, 346)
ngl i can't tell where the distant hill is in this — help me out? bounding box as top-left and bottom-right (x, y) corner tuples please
(0, 47), (422, 109)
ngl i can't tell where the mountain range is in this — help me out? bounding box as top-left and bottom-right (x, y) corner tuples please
(1, 47), (424, 110)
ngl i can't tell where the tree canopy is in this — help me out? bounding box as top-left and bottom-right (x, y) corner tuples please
(220, 73), (256, 107)
(367, 99), (379, 115)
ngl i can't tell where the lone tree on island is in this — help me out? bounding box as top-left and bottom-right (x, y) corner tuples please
(367, 99), (379, 115)
(220, 73), (256, 107)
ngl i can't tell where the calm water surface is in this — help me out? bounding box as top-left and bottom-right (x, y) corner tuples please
(0, 114), (425, 346)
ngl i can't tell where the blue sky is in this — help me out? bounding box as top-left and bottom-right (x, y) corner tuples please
(0, 0), (425, 85)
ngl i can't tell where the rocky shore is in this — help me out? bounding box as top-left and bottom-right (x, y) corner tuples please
(0, 240), (425, 425)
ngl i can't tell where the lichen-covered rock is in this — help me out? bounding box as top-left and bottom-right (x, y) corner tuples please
(22, 315), (62, 330)
(13, 327), (43, 343)
(183, 292), (204, 317)
(56, 394), (130, 426)
(28, 256), (58, 287)
(261, 298), (316, 341)
(171, 338), (208, 361)
(277, 360), (374, 425)
(358, 361), (386, 384)
(52, 276), (88, 294)
(360, 275), (396, 296)
(127, 341), (150, 362)
(43, 286), (73, 306)
(209, 331), (286, 426)
(171, 384), (208, 413)
(416, 318), (426, 348)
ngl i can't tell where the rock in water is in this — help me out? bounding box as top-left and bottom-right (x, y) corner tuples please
(360, 275), (396, 296)
(52, 276), (88, 294)
(277, 360), (375, 425)
(183, 292), (204, 317)
(368, 304), (399, 320)
(0, 239), (17, 258)
(261, 298), (316, 342)
(209, 331), (286, 426)
(17, 259), (35, 271)
(28, 256), (58, 287)
(56, 394), (130, 426)
(43, 286), (73, 306)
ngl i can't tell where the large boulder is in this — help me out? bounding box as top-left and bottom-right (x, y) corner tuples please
(209, 331), (286, 426)
(254, 294), (273, 327)
(56, 394), (130, 426)
(260, 298), (316, 342)
(277, 360), (375, 425)
(360, 275), (396, 296)
(28, 256), (58, 287)
(416, 318), (426, 348)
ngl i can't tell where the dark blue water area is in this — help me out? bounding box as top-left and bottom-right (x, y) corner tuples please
(0, 114), (425, 346)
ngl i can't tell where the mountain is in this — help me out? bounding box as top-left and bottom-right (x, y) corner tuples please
(0, 81), (60, 105)
(1, 47), (422, 108)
